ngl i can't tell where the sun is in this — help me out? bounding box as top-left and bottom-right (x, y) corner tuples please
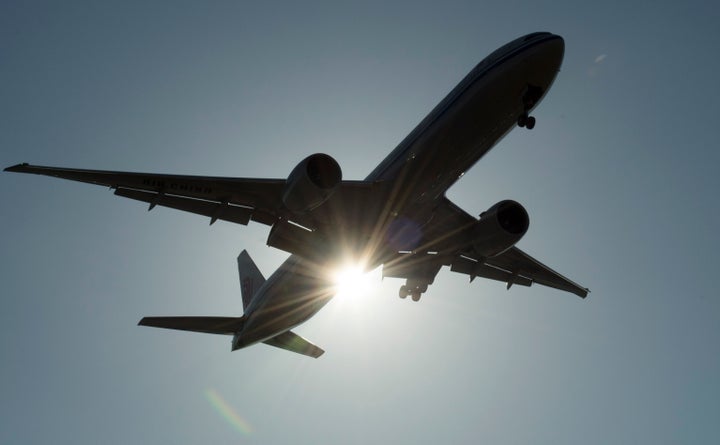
(332, 262), (375, 300)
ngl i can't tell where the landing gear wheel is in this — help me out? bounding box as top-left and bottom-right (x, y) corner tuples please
(525, 116), (536, 129)
(399, 285), (408, 299)
(411, 291), (421, 302)
(517, 113), (528, 128)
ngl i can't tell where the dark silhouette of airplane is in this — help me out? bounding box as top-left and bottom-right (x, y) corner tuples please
(6, 32), (588, 358)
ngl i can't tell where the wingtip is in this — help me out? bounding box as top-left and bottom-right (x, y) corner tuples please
(4, 163), (30, 172)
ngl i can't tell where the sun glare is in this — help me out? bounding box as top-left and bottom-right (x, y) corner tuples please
(332, 263), (375, 300)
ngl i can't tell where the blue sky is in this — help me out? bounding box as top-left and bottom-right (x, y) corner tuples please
(2, 1), (719, 443)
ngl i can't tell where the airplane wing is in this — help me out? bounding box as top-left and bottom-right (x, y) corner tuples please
(5, 164), (587, 297)
(437, 198), (589, 298)
(5, 163), (284, 226)
(4, 163), (376, 229)
(452, 247), (589, 298)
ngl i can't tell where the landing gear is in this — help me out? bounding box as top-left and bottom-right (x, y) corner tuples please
(398, 280), (429, 302)
(385, 255), (440, 303)
(517, 113), (536, 130)
(517, 84), (543, 130)
(399, 285), (409, 299)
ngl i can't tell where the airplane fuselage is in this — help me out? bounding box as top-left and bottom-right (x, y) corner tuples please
(235, 33), (565, 349)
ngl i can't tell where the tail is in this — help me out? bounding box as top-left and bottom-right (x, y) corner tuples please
(138, 250), (325, 358)
(237, 250), (265, 310)
(138, 251), (264, 334)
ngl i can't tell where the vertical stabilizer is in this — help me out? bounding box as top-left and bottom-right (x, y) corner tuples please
(237, 250), (265, 310)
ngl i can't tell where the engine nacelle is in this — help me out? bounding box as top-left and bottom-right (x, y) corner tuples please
(282, 153), (342, 213)
(471, 200), (529, 258)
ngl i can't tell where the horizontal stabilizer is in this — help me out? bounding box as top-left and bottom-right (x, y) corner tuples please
(263, 330), (325, 358)
(138, 316), (243, 335)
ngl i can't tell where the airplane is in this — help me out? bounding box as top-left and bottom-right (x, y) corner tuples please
(5, 32), (588, 358)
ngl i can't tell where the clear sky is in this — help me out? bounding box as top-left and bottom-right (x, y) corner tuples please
(2, 1), (719, 444)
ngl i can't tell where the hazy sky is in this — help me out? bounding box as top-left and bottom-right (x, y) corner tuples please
(2, 1), (719, 444)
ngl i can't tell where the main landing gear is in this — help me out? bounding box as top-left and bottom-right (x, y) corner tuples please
(398, 281), (429, 302)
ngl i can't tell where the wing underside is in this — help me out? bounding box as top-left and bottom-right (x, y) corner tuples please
(5, 163), (285, 226)
(4, 163), (378, 229)
(435, 198), (589, 298)
(451, 247), (589, 298)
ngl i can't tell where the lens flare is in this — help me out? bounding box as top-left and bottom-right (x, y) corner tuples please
(205, 388), (253, 435)
(332, 263), (373, 300)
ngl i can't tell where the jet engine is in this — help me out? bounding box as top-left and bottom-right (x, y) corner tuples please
(471, 200), (529, 258)
(282, 153), (342, 212)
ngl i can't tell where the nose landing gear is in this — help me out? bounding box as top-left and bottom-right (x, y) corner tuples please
(517, 113), (536, 129)
(517, 84), (543, 130)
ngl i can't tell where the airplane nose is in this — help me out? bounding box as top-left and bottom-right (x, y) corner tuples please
(534, 34), (565, 72)
(545, 34), (565, 61)
(516, 33), (565, 70)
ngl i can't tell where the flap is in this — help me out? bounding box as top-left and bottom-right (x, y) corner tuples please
(451, 256), (532, 287)
(115, 187), (253, 225)
(484, 247), (589, 298)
